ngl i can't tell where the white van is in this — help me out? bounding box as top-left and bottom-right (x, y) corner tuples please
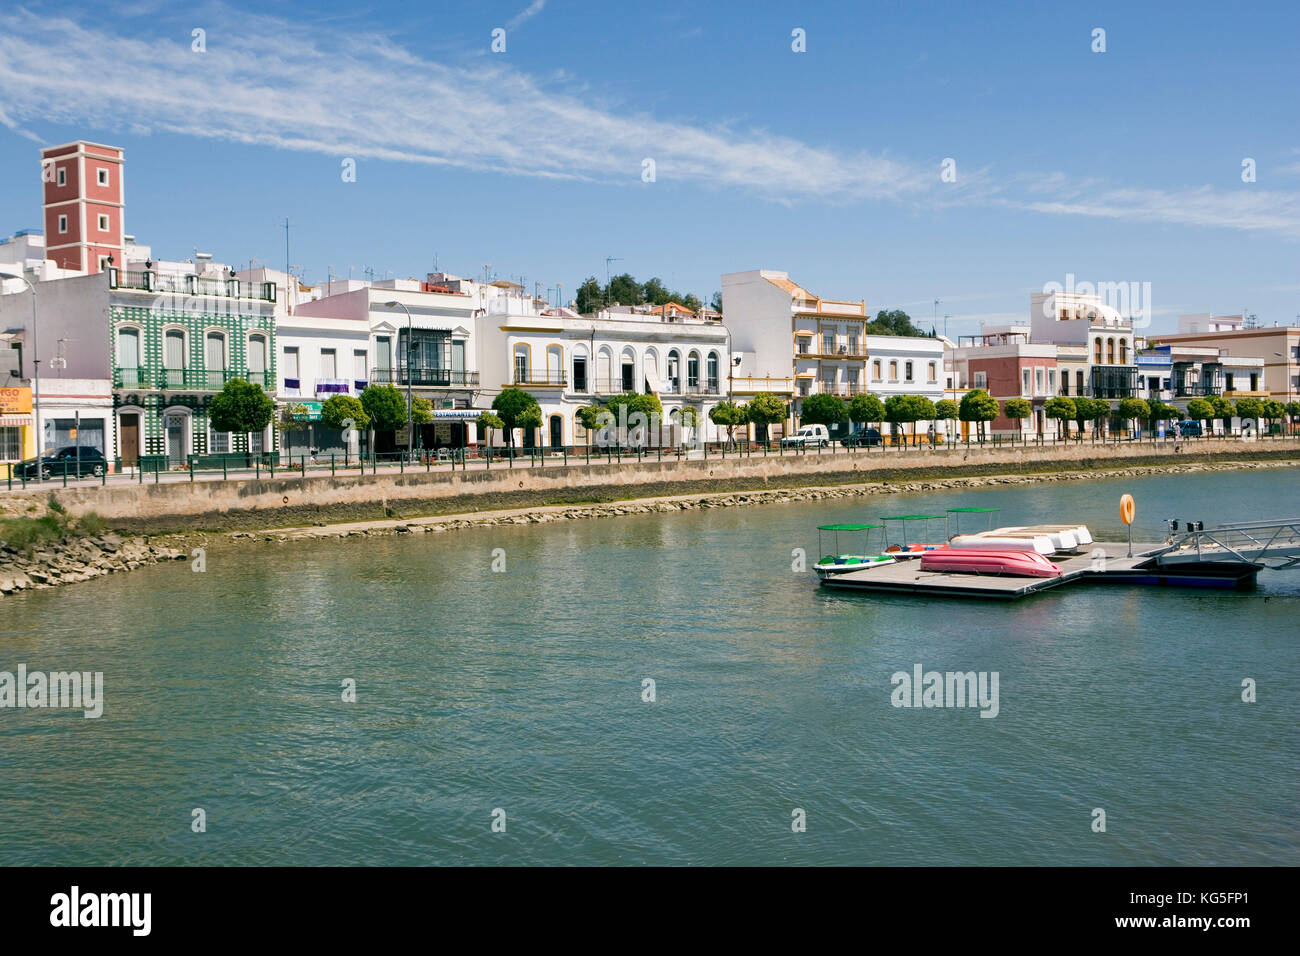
(780, 424), (830, 448)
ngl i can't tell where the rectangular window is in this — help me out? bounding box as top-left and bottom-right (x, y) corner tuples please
(1035, 367), (1045, 395)
(974, 371), (988, 389)
(282, 346), (299, 379)
(375, 337), (391, 373)
(889, 361), (898, 380)
(848, 334), (859, 355)
(57, 167), (66, 186)
(573, 356), (588, 392)
(904, 361), (913, 382)
(928, 361), (937, 382)
(57, 215), (68, 234)
(872, 360), (882, 381)
(354, 349), (368, 379)
(98, 168), (109, 186)
(798, 380), (810, 396)
(0, 426), (20, 461)
(98, 214), (109, 232)
(515, 353), (528, 382)
(797, 337), (811, 355)
(823, 333), (835, 355)
(1022, 368), (1032, 395)
(1048, 369), (1057, 393)
(209, 429), (230, 454)
(320, 348), (336, 378)
(164, 330), (185, 369)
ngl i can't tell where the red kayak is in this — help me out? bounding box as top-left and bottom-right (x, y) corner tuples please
(919, 547), (1063, 578)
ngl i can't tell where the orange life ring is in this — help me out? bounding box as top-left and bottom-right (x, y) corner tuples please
(1120, 494), (1135, 525)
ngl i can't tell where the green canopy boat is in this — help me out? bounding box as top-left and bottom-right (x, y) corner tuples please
(813, 523), (896, 577)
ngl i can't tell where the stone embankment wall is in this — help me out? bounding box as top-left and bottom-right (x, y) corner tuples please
(1, 439), (1297, 534)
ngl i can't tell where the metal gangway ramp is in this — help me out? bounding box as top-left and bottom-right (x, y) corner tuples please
(1156, 518), (1300, 571)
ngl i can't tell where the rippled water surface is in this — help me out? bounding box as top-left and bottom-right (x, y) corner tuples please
(2, 469), (1297, 865)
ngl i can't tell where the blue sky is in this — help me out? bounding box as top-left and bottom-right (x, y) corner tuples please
(1, 0), (1297, 332)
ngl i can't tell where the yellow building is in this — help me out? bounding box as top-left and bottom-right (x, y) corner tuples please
(0, 385), (36, 479)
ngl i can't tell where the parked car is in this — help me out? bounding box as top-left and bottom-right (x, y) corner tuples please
(1175, 420), (1203, 437)
(15, 446), (107, 479)
(840, 428), (883, 448)
(781, 424), (831, 448)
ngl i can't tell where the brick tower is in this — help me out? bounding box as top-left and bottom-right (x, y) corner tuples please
(41, 141), (125, 273)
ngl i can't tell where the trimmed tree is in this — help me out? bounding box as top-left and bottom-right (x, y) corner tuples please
(1235, 396), (1264, 436)
(885, 394), (936, 446)
(1261, 399), (1286, 436)
(321, 394), (369, 457)
(208, 378), (274, 453)
(676, 405), (702, 446)
(605, 392), (664, 446)
(934, 398), (959, 442)
(709, 400), (746, 446)
(959, 389), (999, 442)
(1209, 395), (1234, 435)
(491, 387), (541, 451)
(1090, 398), (1113, 437)
(1146, 399), (1177, 434)
(360, 383), (410, 437)
(1286, 400), (1300, 436)
(848, 393), (886, 432)
(1044, 396), (1076, 439)
(276, 402), (311, 459)
(476, 411), (504, 448)
(574, 404), (603, 450)
(1003, 397), (1033, 438)
(1117, 397), (1150, 436)
(800, 393), (849, 429)
(1186, 397), (1214, 435)
(746, 392), (788, 443)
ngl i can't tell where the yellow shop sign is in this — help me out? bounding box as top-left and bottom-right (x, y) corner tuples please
(0, 387), (33, 414)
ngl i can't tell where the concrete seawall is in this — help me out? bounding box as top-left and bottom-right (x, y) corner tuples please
(4, 439), (1299, 533)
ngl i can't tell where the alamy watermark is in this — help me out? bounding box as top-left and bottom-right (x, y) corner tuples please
(0, 665), (103, 718)
(891, 664), (999, 718)
(1041, 272), (1153, 329)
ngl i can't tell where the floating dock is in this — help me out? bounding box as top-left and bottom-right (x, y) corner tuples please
(819, 541), (1258, 600)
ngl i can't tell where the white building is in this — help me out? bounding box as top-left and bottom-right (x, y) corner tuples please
(721, 269), (945, 436)
(288, 276), (483, 452)
(474, 296), (730, 448)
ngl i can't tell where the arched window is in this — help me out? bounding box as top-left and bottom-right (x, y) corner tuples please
(597, 347), (613, 392)
(164, 329), (186, 386)
(621, 347), (636, 392)
(116, 328), (140, 387)
(1118, 339), (1127, 364)
(667, 350), (681, 393)
(572, 345), (589, 392)
(247, 333), (267, 387)
(707, 352), (720, 393)
(687, 351), (700, 391)
(1094, 338), (1103, 364)
(1076, 369), (1085, 394)
(547, 345), (563, 383)
(1106, 337), (1115, 364)
(513, 345), (529, 383)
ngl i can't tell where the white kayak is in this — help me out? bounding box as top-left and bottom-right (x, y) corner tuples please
(996, 524), (1092, 547)
(987, 527), (1079, 551)
(948, 533), (1056, 555)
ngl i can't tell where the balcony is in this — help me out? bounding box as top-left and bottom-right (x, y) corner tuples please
(109, 267), (276, 302)
(113, 368), (262, 390)
(817, 383), (866, 397)
(371, 367), (481, 387)
(513, 369), (566, 387)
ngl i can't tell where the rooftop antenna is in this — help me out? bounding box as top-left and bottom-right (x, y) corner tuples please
(282, 217), (291, 275)
(605, 256), (622, 304)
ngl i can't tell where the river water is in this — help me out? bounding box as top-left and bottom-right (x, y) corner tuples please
(1, 468), (1297, 865)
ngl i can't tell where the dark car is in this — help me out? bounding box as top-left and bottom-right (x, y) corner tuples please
(16, 446), (107, 479)
(840, 428), (883, 448)
(1174, 420), (1203, 437)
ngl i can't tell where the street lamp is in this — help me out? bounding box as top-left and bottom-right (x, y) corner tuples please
(383, 300), (415, 452)
(0, 272), (41, 483)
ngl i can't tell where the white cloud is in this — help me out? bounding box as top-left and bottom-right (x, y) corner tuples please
(506, 0), (546, 31)
(0, 6), (1296, 238)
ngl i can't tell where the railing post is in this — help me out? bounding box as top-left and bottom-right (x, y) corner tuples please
(332, 454), (336, 477)
(223, 458), (228, 480)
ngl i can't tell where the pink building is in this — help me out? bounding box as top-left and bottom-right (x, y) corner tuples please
(957, 342), (1060, 435)
(41, 141), (125, 274)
